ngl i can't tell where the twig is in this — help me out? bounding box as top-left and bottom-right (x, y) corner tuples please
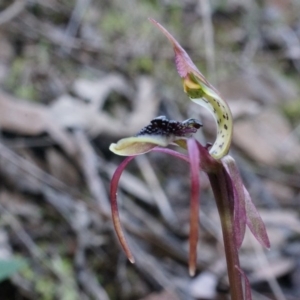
(0, 0), (26, 26)
(74, 129), (110, 214)
(135, 155), (178, 226)
(127, 237), (179, 291)
(251, 235), (286, 300)
(197, 0), (216, 83)
(118, 197), (193, 266)
(78, 268), (110, 300)
(59, 0), (92, 55)
(0, 141), (79, 196)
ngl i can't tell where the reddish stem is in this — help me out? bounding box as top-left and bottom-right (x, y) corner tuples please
(208, 165), (244, 300)
(187, 139), (200, 276)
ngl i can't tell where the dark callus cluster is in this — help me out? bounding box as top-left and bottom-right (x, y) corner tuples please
(136, 116), (202, 137)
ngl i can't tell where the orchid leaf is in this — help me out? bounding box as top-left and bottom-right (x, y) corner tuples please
(235, 265), (252, 300)
(150, 18), (233, 160)
(231, 182), (246, 250)
(244, 186), (270, 249)
(222, 156), (247, 249)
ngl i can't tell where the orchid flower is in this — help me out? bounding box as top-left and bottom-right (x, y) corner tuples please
(109, 20), (270, 300)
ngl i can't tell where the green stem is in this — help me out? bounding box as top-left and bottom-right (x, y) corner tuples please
(208, 165), (244, 300)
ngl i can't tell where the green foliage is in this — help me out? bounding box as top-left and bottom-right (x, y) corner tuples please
(0, 258), (27, 282)
(129, 56), (153, 73)
(5, 58), (37, 101)
(51, 256), (79, 300)
(20, 257), (79, 300)
(282, 100), (300, 127)
(100, 11), (128, 38)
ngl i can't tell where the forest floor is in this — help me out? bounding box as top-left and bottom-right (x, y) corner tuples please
(0, 1), (300, 299)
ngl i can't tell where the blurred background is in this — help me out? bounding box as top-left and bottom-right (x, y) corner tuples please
(0, 0), (300, 299)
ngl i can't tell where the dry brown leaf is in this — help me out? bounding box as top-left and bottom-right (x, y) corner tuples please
(46, 148), (81, 187)
(139, 290), (179, 300)
(260, 209), (300, 234)
(0, 190), (41, 219)
(0, 32), (13, 62)
(233, 109), (300, 165)
(264, 179), (295, 202)
(0, 91), (76, 158)
(241, 227), (286, 250)
(0, 91), (51, 135)
(72, 74), (133, 109)
(251, 257), (295, 282)
(50, 76), (159, 138)
(229, 99), (261, 119)
(219, 68), (297, 106)
(126, 76), (159, 132)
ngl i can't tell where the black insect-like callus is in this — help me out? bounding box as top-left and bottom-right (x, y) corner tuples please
(137, 116), (202, 137)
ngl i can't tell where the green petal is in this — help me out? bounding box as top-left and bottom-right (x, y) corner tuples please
(184, 75), (233, 160)
(109, 135), (172, 156)
(150, 18), (233, 160)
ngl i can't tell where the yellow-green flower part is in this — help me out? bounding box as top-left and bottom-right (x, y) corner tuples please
(183, 74), (233, 159)
(150, 18), (233, 160)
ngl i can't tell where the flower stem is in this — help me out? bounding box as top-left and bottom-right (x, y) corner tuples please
(208, 165), (244, 300)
